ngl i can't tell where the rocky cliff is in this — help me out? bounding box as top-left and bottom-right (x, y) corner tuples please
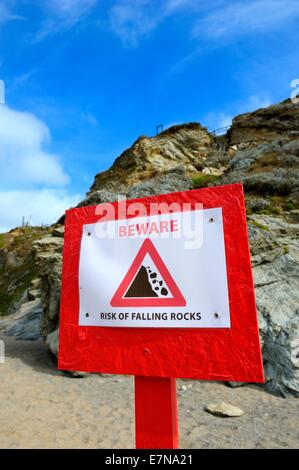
(89, 123), (224, 194)
(1, 98), (298, 396)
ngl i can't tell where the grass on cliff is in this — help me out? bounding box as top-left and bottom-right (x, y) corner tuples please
(192, 174), (219, 189)
(0, 260), (36, 315)
(0, 234), (7, 249)
(0, 226), (50, 316)
(246, 196), (299, 216)
(3, 226), (48, 256)
(250, 220), (270, 231)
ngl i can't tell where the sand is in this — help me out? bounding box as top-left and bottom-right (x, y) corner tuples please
(0, 335), (298, 449)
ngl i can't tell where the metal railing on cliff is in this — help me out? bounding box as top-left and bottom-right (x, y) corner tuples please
(155, 123), (230, 136)
(211, 125), (230, 136)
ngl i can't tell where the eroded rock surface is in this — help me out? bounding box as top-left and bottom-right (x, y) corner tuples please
(89, 123), (221, 194)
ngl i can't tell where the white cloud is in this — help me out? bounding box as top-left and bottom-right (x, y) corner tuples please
(0, 105), (69, 188)
(46, 0), (97, 24)
(203, 113), (233, 132)
(35, 0), (98, 41)
(192, 0), (299, 41)
(0, 104), (81, 232)
(108, 0), (299, 47)
(8, 69), (37, 92)
(0, 3), (24, 26)
(0, 189), (81, 233)
(242, 95), (272, 113)
(202, 95), (272, 131)
(169, 0), (299, 74)
(109, 0), (162, 47)
(82, 111), (98, 126)
(108, 0), (191, 46)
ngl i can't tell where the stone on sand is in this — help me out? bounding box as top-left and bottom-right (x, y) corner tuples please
(205, 402), (244, 417)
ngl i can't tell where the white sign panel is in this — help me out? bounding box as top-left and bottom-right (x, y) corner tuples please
(79, 208), (230, 328)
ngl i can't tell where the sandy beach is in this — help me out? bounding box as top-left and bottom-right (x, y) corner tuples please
(0, 335), (298, 449)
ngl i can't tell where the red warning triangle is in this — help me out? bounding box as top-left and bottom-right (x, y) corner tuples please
(110, 238), (186, 307)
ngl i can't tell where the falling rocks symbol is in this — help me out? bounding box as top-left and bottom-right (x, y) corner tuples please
(125, 265), (169, 298)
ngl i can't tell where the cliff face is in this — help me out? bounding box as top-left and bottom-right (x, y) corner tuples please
(89, 123), (224, 194)
(0, 226), (51, 340)
(220, 99), (299, 209)
(1, 98), (299, 394)
(227, 99), (299, 145)
(89, 99), (299, 209)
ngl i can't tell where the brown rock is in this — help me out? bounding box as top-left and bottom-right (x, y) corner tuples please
(89, 122), (220, 193)
(205, 402), (244, 417)
(228, 99), (299, 145)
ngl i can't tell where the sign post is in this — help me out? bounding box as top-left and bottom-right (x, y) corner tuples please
(135, 376), (178, 449)
(58, 183), (264, 449)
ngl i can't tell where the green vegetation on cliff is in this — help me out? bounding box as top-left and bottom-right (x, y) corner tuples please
(0, 227), (50, 316)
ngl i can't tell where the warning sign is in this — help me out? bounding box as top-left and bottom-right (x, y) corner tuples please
(110, 238), (186, 307)
(78, 207), (230, 328)
(58, 184), (264, 383)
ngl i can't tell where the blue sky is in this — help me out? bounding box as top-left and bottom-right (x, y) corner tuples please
(0, 0), (299, 231)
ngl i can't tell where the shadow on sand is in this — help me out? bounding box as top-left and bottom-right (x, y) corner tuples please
(1, 334), (70, 378)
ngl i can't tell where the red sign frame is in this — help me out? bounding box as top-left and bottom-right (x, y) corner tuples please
(58, 183), (264, 384)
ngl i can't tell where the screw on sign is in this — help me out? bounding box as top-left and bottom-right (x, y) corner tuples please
(58, 183), (264, 449)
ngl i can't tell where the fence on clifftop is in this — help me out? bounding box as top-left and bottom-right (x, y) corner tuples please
(211, 125), (230, 136)
(155, 123), (231, 136)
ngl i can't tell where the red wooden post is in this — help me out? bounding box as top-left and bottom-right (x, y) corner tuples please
(134, 376), (179, 449)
